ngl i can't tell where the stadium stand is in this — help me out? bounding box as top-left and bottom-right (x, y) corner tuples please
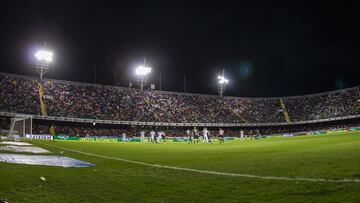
(0, 72), (359, 125)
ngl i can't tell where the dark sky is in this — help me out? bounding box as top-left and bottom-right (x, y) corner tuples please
(0, 0), (359, 97)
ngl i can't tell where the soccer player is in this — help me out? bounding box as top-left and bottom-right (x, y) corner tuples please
(255, 129), (261, 139)
(199, 129), (203, 143)
(161, 131), (166, 143)
(202, 128), (210, 143)
(219, 128), (225, 143)
(140, 130), (145, 142)
(149, 130), (155, 143)
(121, 132), (127, 142)
(50, 124), (56, 136)
(208, 131), (213, 144)
(193, 127), (199, 144)
(240, 130), (244, 139)
(156, 131), (162, 143)
(185, 129), (192, 144)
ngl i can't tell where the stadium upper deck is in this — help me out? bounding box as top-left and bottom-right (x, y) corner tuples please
(0, 72), (359, 125)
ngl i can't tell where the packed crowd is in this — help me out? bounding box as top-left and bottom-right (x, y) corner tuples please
(223, 97), (285, 123)
(0, 76), (40, 115)
(285, 90), (360, 121)
(0, 73), (359, 124)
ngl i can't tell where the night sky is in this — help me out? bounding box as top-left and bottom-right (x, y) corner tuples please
(0, 0), (359, 97)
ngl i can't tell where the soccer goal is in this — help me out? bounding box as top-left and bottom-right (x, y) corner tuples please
(7, 115), (33, 141)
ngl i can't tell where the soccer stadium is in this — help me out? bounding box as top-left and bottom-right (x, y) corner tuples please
(1, 1), (360, 203)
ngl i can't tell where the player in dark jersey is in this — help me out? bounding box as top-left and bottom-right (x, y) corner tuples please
(186, 129), (192, 144)
(193, 127), (199, 144)
(162, 131), (166, 142)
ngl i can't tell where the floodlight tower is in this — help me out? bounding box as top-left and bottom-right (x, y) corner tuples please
(217, 69), (229, 97)
(34, 44), (53, 81)
(135, 58), (152, 92)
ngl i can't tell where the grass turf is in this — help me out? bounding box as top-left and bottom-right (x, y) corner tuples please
(1, 132), (360, 202)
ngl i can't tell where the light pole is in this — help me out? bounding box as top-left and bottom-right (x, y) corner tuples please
(217, 69), (229, 97)
(135, 59), (152, 92)
(34, 49), (53, 81)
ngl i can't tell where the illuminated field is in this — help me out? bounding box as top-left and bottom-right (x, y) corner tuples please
(1, 132), (360, 202)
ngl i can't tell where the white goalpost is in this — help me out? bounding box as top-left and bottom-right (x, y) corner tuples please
(7, 115), (33, 141)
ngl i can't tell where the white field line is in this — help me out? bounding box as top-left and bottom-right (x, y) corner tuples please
(39, 142), (360, 183)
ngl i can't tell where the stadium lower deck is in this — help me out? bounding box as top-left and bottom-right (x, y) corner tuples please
(1, 131), (360, 202)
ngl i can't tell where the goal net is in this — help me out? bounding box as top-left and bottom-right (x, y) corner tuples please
(7, 115), (33, 141)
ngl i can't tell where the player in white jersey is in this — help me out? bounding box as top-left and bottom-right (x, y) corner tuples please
(218, 128), (225, 143)
(149, 130), (155, 143)
(240, 130), (244, 139)
(121, 132), (127, 142)
(140, 130), (145, 142)
(156, 131), (162, 143)
(193, 127), (199, 143)
(202, 128), (210, 143)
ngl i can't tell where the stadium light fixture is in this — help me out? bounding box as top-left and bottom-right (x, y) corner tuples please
(35, 50), (53, 62)
(135, 65), (152, 76)
(34, 44), (53, 81)
(218, 75), (229, 85)
(135, 59), (152, 92)
(217, 69), (229, 97)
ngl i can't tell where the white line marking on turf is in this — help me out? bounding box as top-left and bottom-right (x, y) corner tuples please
(39, 142), (360, 183)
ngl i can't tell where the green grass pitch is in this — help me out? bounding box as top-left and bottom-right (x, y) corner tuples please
(1, 132), (360, 202)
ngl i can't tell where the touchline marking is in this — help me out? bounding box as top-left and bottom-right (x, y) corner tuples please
(39, 142), (360, 183)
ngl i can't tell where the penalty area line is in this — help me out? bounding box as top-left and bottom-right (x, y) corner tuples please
(38, 142), (360, 183)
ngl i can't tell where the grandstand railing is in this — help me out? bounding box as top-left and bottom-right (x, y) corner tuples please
(1, 111), (359, 127)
